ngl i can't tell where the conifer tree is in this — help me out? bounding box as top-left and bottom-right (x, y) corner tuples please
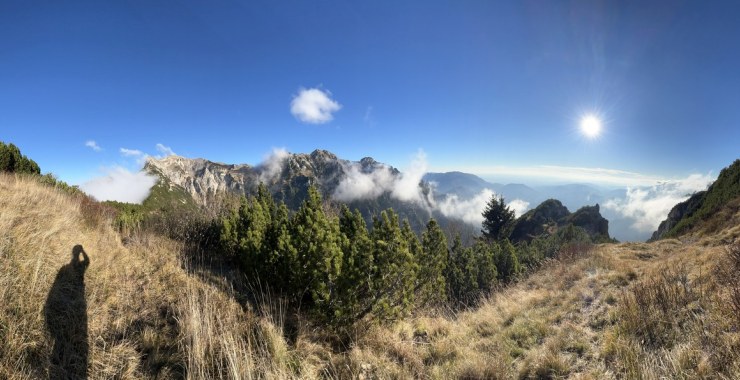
(369, 209), (416, 322)
(290, 186), (344, 316)
(220, 194), (271, 279)
(335, 206), (374, 325)
(481, 195), (515, 241)
(265, 201), (295, 291)
(0, 142), (40, 174)
(495, 239), (521, 282)
(474, 240), (498, 293)
(446, 235), (479, 305)
(418, 218), (448, 306)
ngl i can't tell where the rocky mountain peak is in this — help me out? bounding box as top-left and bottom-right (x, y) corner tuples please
(510, 198), (610, 242)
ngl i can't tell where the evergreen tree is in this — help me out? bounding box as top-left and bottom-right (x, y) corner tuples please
(401, 219), (422, 282)
(264, 201), (295, 291)
(335, 206), (374, 325)
(220, 194), (271, 279)
(481, 195), (516, 241)
(0, 142), (13, 172)
(474, 240), (498, 293)
(290, 186), (344, 317)
(495, 239), (521, 282)
(417, 218), (448, 306)
(0, 142), (40, 175)
(446, 235), (479, 305)
(369, 209), (416, 322)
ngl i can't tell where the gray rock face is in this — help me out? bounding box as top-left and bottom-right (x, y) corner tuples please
(145, 155), (256, 205)
(144, 150), (398, 208)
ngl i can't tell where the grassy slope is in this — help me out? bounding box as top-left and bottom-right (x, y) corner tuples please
(0, 175), (301, 379)
(1, 173), (739, 379)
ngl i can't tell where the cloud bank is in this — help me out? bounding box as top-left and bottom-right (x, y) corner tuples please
(333, 150), (434, 209)
(333, 162), (395, 201)
(435, 189), (530, 225)
(436, 189), (494, 225)
(290, 87), (342, 124)
(80, 167), (158, 204)
(604, 173), (713, 232)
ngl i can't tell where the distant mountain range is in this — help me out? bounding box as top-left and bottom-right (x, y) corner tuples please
(144, 149), (695, 242)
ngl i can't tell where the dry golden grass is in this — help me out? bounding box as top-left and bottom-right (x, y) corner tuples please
(1, 172), (738, 379)
(0, 174), (321, 379)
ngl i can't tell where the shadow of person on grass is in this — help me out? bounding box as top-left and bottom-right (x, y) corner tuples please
(44, 245), (90, 380)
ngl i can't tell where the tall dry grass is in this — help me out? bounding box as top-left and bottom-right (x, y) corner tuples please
(0, 174), (316, 379)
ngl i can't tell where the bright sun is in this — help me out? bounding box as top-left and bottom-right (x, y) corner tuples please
(580, 115), (602, 138)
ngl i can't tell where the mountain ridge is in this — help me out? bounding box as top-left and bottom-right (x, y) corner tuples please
(650, 159), (740, 241)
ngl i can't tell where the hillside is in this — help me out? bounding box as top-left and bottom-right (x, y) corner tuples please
(651, 159), (740, 241)
(2, 172), (739, 378)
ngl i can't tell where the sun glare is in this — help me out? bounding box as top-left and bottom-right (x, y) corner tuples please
(580, 115), (602, 138)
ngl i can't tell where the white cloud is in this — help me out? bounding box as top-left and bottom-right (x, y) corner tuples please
(120, 148), (144, 157)
(155, 143), (176, 157)
(508, 199), (531, 217)
(85, 140), (102, 152)
(436, 189), (530, 226)
(258, 147), (290, 183)
(80, 166), (158, 204)
(437, 189), (494, 225)
(333, 162), (395, 201)
(333, 150), (434, 209)
(604, 173), (713, 233)
(290, 87), (342, 124)
(392, 150), (430, 204)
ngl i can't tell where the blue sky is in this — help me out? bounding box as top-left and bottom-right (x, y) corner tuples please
(1, 0), (739, 186)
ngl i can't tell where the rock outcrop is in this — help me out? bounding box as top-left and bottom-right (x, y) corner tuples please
(648, 191), (706, 242)
(510, 199), (610, 242)
(145, 150), (355, 208)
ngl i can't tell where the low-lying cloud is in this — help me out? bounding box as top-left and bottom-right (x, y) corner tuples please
(290, 87), (342, 124)
(333, 163), (395, 201)
(79, 143), (179, 203)
(333, 150), (434, 209)
(508, 199), (531, 218)
(436, 189), (530, 225)
(604, 173), (713, 233)
(80, 166), (158, 204)
(258, 147), (290, 183)
(436, 189), (494, 225)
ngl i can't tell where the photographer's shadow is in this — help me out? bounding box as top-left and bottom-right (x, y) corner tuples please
(44, 245), (90, 379)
